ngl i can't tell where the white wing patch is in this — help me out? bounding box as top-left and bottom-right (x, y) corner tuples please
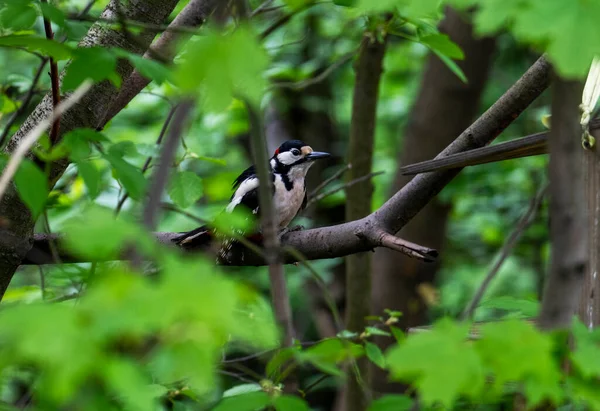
(226, 177), (259, 213)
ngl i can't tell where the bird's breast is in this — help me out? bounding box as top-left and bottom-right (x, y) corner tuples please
(273, 175), (305, 229)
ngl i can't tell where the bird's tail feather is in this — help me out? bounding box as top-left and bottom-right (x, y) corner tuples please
(172, 225), (213, 250)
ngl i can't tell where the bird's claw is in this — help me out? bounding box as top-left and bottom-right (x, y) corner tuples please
(279, 225), (304, 236)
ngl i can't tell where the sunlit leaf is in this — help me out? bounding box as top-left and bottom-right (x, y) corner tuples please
(105, 154), (147, 200)
(168, 171), (203, 209)
(368, 395), (413, 411)
(76, 160), (101, 199)
(13, 159), (48, 218)
(212, 391), (270, 411)
(273, 395), (310, 411)
(177, 26), (269, 111)
(0, 3), (37, 31)
(386, 318), (485, 407)
(365, 341), (386, 369)
(0, 35), (72, 60)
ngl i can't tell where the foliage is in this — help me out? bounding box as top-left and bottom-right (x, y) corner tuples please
(0, 0), (598, 409)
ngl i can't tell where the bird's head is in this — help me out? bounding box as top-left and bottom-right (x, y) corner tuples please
(271, 140), (331, 175)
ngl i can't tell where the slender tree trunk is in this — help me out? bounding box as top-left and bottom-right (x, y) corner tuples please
(371, 7), (495, 392)
(538, 77), (587, 330)
(578, 127), (600, 327)
(0, 0), (180, 300)
(343, 30), (388, 411)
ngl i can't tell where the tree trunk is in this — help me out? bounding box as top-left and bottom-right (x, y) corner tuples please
(538, 77), (587, 330)
(343, 31), (388, 411)
(578, 126), (600, 327)
(0, 0), (180, 300)
(371, 7), (495, 392)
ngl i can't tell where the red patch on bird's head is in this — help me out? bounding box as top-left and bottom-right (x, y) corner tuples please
(274, 148), (280, 155)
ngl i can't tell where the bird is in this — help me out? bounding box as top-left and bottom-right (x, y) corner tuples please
(172, 139), (331, 262)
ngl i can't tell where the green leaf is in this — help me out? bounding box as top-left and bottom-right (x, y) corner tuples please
(108, 141), (138, 158)
(365, 341), (386, 369)
(105, 154), (147, 200)
(76, 161), (101, 199)
(475, 319), (562, 405)
(212, 207), (257, 237)
(103, 359), (157, 411)
(450, 0), (600, 78)
(432, 50), (467, 83)
(0, 94), (18, 114)
(389, 326), (405, 343)
(167, 171), (204, 209)
(368, 395), (413, 411)
(267, 347), (298, 380)
(273, 395), (310, 411)
(14, 159), (48, 218)
(222, 383), (262, 398)
(39, 2), (66, 26)
(0, 3), (37, 31)
(114, 49), (171, 85)
(0, 35), (72, 60)
(212, 391), (270, 411)
(571, 320), (600, 379)
(386, 318), (485, 407)
(479, 296), (540, 317)
(333, 0), (357, 6)
(63, 47), (119, 90)
(177, 26), (269, 111)
(282, 0), (312, 9)
(354, 0), (441, 18)
(62, 206), (149, 260)
(365, 326), (391, 337)
(419, 33), (464, 59)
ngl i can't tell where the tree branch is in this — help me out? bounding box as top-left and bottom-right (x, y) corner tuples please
(23, 57), (551, 269)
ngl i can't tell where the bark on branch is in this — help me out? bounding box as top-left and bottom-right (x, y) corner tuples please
(23, 57), (552, 267)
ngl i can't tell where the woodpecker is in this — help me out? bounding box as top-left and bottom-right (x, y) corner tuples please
(173, 140), (331, 261)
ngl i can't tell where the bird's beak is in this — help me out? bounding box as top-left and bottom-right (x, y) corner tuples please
(305, 151), (331, 161)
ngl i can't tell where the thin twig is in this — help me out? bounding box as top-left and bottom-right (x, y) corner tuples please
(115, 104), (178, 215)
(305, 171), (384, 209)
(309, 163), (351, 197)
(217, 370), (257, 385)
(142, 100), (193, 231)
(259, 1), (321, 40)
(245, 102), (295, 350)
(461, 184), (549, 320)
(376, 230), (438, 262)
(284, 246), (343, 331)
(0, 81), (92, 203)
(0, 59), (47, 148)
(251, 0), (276, 16)
(270, 50), (357, 91)
(40, 0), (61, 144)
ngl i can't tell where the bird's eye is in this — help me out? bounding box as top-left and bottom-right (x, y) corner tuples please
(291, 149), (301, 156)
